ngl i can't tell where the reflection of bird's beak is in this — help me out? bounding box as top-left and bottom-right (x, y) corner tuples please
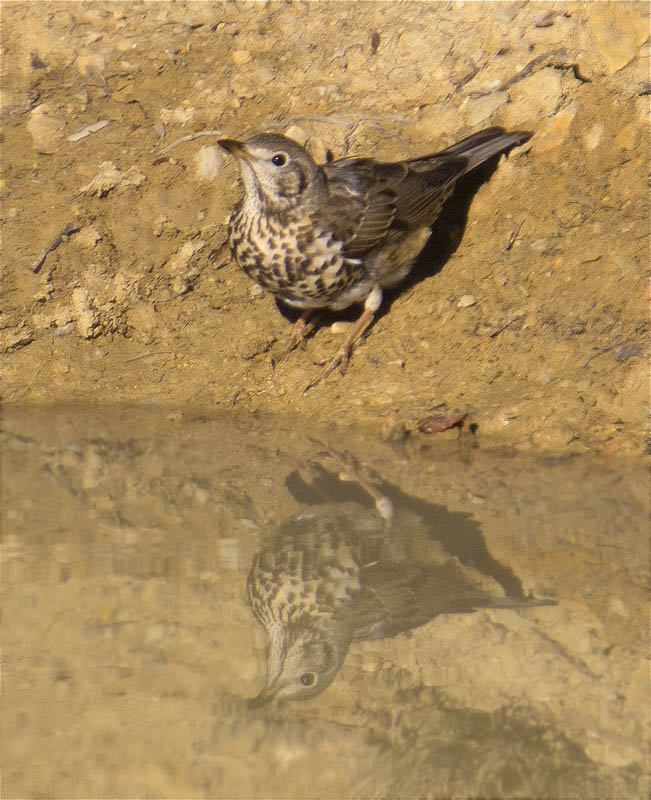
(218, 138), (251, 161)
(248, 680), (281, 708)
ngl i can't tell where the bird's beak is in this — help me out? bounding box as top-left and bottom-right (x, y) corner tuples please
(218, 138), (251, 161)
(248, 679), (281, 708)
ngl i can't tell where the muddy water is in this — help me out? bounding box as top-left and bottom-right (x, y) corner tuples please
(3, 406), (648, 798)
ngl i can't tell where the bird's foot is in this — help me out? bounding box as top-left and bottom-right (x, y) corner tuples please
(303, 305), (376, 392)
(304, 344), (353, 392)
(275, 310), (316, 361)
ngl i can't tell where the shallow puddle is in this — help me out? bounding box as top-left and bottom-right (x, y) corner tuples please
(3, 406), (648, 798)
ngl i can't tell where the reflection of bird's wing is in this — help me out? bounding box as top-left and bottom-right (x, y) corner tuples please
(349, 561), (551, 641)
(348, 563), (426, 639)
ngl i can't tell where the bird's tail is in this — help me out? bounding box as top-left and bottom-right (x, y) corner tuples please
(479, 594), (557, 611)
(435, 126), (532, 173)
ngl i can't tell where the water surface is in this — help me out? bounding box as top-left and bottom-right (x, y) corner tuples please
(3, 406), (648, 798)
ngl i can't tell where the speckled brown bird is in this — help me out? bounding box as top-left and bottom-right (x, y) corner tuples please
(247, 500), (554, 704)
(219, 127), (531, 389)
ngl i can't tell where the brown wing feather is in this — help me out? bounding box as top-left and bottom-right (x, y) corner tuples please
(348, 560), (538, 641)
(323, 159), (400, 257)
(389, 157), (468, 231)
(323, 155), (470, 256)
(320, 127), (530, 257)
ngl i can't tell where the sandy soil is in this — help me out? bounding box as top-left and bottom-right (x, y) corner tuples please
(1, 3), (649, 446)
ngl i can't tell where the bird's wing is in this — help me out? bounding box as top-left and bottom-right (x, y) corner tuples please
(322, 159), (400, 257)
(324, 156), (468, 255)
(349, 560), (547, 640)
(394, 127), (531, 228)
(387, 156), (468, 231)
(347, 563), (429, 639)
(322, 128), (531, 253)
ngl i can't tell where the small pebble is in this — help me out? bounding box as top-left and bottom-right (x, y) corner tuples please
(232, 49), (251, 66)
(284, 125), (309, 146)
(584, 123), (604, 151)
(534, 11), (556, 27)
(457, 294), (476, 309)
(614, 344), (642, 362)
(308, 137), (329, 164)
(196, 145), (224, 180)
(614, 123), (636, 150)
(256, 66), (274, 85)
(530, 239), (549, 251)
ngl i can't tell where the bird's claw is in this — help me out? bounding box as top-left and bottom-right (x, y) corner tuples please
(303, 347), (351, 392)
(276, 311), (316, 362)
(276, 333), (307, 362)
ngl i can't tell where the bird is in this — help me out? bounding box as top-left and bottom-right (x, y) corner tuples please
(246, 496), (555, 705)
(219, 126), (531, 390)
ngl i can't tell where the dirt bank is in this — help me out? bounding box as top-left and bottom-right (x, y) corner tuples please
(2, 1), (648, 455)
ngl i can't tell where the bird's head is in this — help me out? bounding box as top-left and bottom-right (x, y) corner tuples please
(219, 133), (325, 213)
(250, 624), (351, 706)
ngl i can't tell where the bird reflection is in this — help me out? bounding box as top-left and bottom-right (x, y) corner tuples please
(247, 456), (555, 704)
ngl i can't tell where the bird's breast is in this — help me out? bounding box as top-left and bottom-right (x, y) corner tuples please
(228, 209), (367, 309)
(247, 543), (363, 630)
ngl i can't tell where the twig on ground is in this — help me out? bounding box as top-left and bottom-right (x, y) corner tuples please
(29, 222), (81, 274)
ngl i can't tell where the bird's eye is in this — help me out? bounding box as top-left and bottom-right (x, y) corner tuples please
(271, 153), (287, 167)
(299, 672), (316, 687)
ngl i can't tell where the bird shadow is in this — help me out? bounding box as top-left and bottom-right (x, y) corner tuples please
(402, 161), (499, 290)
(274, 155), (506, 332)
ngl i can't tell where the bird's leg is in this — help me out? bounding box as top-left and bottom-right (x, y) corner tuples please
(304, 286), (383, 392)
(331, 455), (394, 523)
(303, 437), (395, 522)
(277, 309), (316, 360)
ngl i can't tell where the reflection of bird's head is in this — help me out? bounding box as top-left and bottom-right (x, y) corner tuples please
(250, 623), (351, 706)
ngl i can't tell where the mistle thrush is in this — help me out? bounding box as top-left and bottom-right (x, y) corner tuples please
(219, 126), (531, 389)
